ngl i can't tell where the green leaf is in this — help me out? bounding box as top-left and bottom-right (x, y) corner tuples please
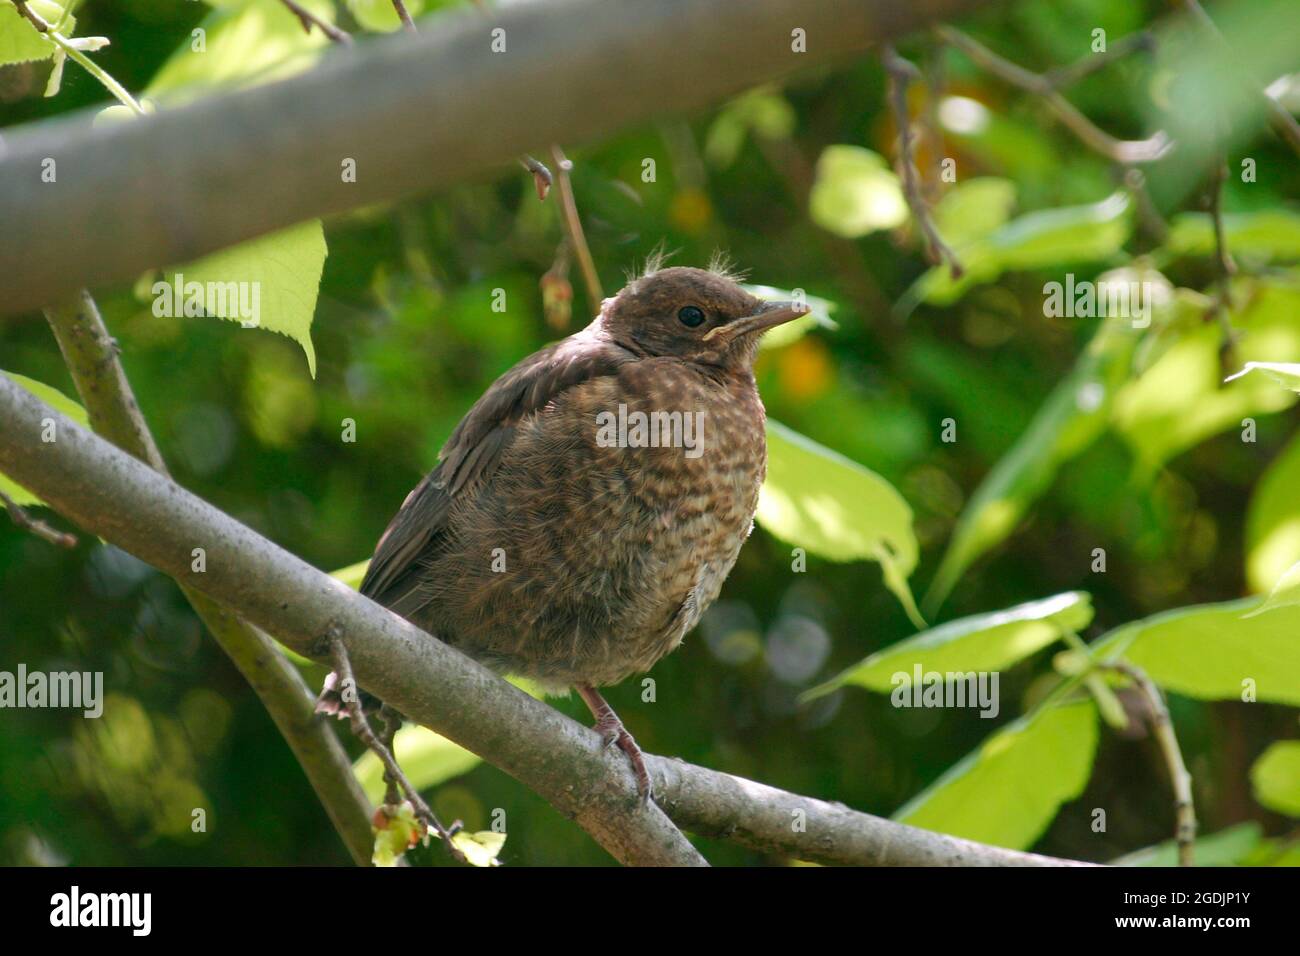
(907, 192), (1132, 306)
(893, 699), (1099, 850)
(758, 420), (921, 626)
(1225, 361), (1300, 391)
(704, 89), (796, 167)
(137, 2), (330, 375)
(1112, 822), (1264, 867)
(743, 284), (838, 351)
(156, 220), (326, 376)
(808, 146), (907, 239)
(924, 303), (1143, 612)
(931, 177), (1017, 250)
(330, 559), (369, 590)
(450, 829), (506, 867)
(345, 0), (429, 32)
(371, 801), (422, 867)
(353, 725), (482, 805)
(0, 0), (72, 67)
(0, 372), (88, 508)
(145, 0), (332, 106)
(1245, 430), (1300, 594)
(1112, 279), (1300, 478)
(1243, 560), (1300, 619)
(1250, 741), (1300, 817)
(807, 592), (1091, 699)
(1165, 210), (1300, 262)
(1096, 597), (1300, 705)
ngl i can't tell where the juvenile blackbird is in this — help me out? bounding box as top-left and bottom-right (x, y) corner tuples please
(334, 264), (804, 798)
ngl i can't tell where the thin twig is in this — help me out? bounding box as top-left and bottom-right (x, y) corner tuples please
(520, 154), (553, 200)
(1122, 167), (1169, 245)
(390, 0), (417, 32)
(882, 45), (963, 279)
(280, 0), (352, 45)
(936, 26), (1172, 164)
(1102, 662), (1197, 866)
(550, 144), (604, 305)
(14, 1), (144, 114)
(12, 0), (48, 31)
(0, 487), (77, 548)
(1043, 31), (1155, 89)
(325, 635), (466, 863)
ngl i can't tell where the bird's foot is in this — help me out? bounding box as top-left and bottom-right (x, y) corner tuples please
(576, 684), (653, 802)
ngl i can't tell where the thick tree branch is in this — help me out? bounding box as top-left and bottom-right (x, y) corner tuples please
(42, 291), (375, 867)
(0, 375), (1092, 867)
(649, 758), (1095, 866)
(0, 0), (994, 316)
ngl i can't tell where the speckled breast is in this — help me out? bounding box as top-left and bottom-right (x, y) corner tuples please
(426, 357), (767, 692)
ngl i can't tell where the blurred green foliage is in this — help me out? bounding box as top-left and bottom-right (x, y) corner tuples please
(2, 0), (1299, 866)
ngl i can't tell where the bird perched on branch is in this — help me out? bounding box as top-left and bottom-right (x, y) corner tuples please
(320, 259), (804, 808)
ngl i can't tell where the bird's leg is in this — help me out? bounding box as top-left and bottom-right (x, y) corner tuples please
(376, 705), (402, 809)
(576, 683), (653, 801)
(319, 635), (466, 863)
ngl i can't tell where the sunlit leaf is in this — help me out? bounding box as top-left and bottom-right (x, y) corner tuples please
(806, 591), (1092, 700)
(346, 0), (429, 33)
(705, 89), (796, 167)
(1225, 361), (1300, 391)
(371, 801), (422, 867)
(1165, 210), (1300, 263)
(156, 220), (326, 376)
(758, 421), (921, 626)
(907, 193), (1132, 307)
(1250, 741), (1300, 817)
(1096, 597), (1300, 705)
(353, 724), (482, 804)
(893, 699), (1099, 850)
(1112, 280), (1300, 478)
(0, 0), (72, 67)
(932, 177), (1017, 250)
(1245, 430), (1300, 594)
(925, 303), (1144, 612)
(1243, 559), (1300, 619)
(145, 0), (333, 105)
(0, 372), (89, 508)
(450, 829), (506, 867)
(330, 559), (370, 590)
(1111, 822), (1264, 866)
(808, 145), (907, 238)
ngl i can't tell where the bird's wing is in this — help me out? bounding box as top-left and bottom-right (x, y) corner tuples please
(359, 328), (631, 612)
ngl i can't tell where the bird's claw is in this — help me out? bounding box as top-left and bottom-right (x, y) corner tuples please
(593, 713), (653, 802)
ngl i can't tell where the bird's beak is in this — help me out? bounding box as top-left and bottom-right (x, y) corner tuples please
(702, 300), (809, 343)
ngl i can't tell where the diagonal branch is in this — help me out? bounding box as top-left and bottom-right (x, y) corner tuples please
(42, 291), (375, 867)
(0, 374), (1094, 867)
(935, 25), (1172, 164)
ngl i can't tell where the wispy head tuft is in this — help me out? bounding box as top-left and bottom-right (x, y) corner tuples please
(706, 249), (748, 283)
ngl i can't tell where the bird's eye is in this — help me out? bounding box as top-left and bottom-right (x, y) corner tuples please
(677, 305), (706, 328)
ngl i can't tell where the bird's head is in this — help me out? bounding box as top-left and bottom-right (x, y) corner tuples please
(597, 265), (806, 371)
